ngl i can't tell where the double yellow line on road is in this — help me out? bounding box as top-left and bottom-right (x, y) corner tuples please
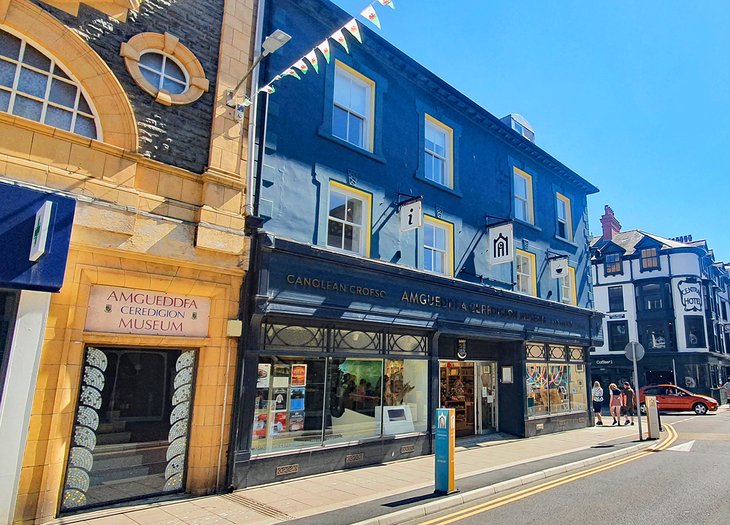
(419, 425), (678, 525)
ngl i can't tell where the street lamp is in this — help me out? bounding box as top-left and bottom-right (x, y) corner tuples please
(225, 29), (292, 113)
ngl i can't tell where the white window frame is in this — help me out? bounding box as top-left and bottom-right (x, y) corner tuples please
(560, 267), (577, 305)
(333, 61), (373, 151)
(326, 181), (371, 256)
(556, 193), (572, 240)
(513, 167), (534, 224)
(424, 115), (453, 188)
(423, 216), (453, 276)
(515, 249), (536, 296)
(0, 27), (100, 139)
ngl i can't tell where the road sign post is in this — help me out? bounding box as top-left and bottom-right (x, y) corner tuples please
(624, 341), (645, 441)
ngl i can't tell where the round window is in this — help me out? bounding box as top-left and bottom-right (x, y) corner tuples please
(137, 51), (188, 95)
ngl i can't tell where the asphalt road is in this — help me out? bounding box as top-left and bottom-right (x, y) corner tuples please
(406, 410), (730, 525)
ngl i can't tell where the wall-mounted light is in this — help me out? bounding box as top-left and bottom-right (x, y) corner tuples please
(225, 29), (292, 117)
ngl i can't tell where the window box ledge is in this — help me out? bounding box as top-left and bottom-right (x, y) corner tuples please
(318, 129), (387, 164)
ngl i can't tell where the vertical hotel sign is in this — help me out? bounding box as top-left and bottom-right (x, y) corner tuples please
(434, 407), (456, 494)
(85, 285), (211, 337)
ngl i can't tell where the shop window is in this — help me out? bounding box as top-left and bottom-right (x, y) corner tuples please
(61, 347), (194, 511)
(252, 357), (327, 454)
(640, 247), (659, 271)
(326, 181), (371, 256)
(333, 61), (373, 151)
(560, 267), (576, 305)
(513, 167), (534, 224)
(423, 216), (453, 276)
(555, 193), (572, 240)
(608, 285), (624, 312)
(120, 32), (209, 106)
(549, 344), (566, 361)
(607, 321), (629, 351)
(515, 249), (536, 296)
(252, 355), (427, 455)
(548, 364), (569, 413)
(684, 316), (706, 348)
(387, 333), (428, 354)
(526, 363), (548, 417)
(0, 28), (99, 138)
(568, 364), (587, 411)
(604, 253), (623, 276)
(424, 115), (453, 188)
(568, 346), (584, 361)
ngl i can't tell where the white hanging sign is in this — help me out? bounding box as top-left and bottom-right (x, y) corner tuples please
(400, 199), (422, 232)
(488, 223), (513, 265)
(550, 256), (569, 278)
(29, 201), (53, 262)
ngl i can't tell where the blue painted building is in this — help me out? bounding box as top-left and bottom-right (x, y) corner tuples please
(231, 0), (603, 488)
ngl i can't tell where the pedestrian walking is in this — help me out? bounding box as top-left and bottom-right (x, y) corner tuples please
(711, 377), (730, 406)
(621, 381), (635, 425)
(591, 381), (604, 425)
(608, 382), (623, 426)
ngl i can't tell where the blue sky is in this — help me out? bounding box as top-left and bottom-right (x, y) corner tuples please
(329, 0), (730, 261)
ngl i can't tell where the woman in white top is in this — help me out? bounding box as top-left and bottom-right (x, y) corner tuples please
(591, 381), (604, 425)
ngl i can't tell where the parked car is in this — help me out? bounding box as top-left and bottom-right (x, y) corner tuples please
(638, 384), (719, 415)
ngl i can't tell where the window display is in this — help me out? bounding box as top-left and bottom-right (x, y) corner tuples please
(251, 355), (427, 455)
(526, 343), (587, 418)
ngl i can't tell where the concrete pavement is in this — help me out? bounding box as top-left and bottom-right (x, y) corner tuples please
(46, 419), (659, 525)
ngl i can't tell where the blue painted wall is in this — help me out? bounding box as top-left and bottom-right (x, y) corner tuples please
(257, 0), (598, 308)
(0, 183), (75, 292)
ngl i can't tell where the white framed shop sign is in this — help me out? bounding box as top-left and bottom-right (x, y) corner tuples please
(85, 285), (211, 337)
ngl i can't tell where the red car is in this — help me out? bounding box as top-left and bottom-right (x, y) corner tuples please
(639, 384), (719, 415)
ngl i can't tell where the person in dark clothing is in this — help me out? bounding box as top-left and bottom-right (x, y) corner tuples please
(622, 381), (636, 425)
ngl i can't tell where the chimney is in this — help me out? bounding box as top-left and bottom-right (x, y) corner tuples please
(600, 205), (621, 241)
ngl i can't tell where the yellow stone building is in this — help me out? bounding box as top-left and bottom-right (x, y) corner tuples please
(0, 0), (258, 522)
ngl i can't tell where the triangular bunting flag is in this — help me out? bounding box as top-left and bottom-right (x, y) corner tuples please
(317, 40), (332, 63)
(304, 50), (320, 73)
(282, 68), (301, 80)
(377, 0), (395, 8)
(360, 5), (381, 29)
(272, 74), (282, 83)
(344, 18), (363, 44)
(259, 84), (275, 94)
(293, 59), (309, 75)
(330, 29), (349, 53)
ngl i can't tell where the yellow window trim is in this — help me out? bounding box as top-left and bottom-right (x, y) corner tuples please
(563, 266), (577, 305)
(513, 167), (534, 224)
(329, 180), (372, 257)
(334, 60), (375, 152)
(556, 192), (573, 241)
(424, 215), (454, 277)
(515, 248), (537, 296)
(424, 114), (454, 189)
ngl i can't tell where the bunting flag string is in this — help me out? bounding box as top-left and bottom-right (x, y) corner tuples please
(360, 6), (380, 29)
(258, 0), (398, 97)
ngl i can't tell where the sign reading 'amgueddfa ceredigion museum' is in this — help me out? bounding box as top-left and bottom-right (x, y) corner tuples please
(85, 285), (211, 337)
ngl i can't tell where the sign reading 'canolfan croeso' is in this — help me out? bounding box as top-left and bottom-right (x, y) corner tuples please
(85, 285), (211, 337)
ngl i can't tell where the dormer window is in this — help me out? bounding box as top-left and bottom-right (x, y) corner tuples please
(605, 253), (622, 276)
(640, 248), (659, 271)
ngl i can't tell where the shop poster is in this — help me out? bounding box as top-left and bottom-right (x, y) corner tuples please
(271, 412), (287, 435)
(289, 387), (305, 411)
(253, 413), (267, 439)
(273, 364), (290, 388)
(255, 388), (269, 410)
(256, 364), (271, 389)
(291, 364), (307, 386)
(289, 411), (304, 431)
(273, 388), (288, 410)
